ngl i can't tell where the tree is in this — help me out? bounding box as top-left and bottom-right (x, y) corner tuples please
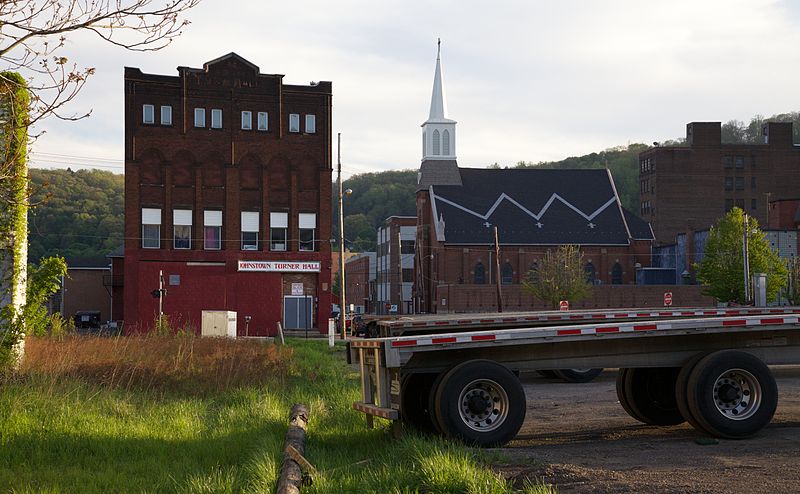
(522, 245), (590, 309)
(696, 208), (787, 304)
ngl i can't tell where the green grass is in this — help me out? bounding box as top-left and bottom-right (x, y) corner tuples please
(0, 337), (555, 493)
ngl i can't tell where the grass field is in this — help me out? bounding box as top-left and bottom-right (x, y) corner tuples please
(0, 334), (553, 493)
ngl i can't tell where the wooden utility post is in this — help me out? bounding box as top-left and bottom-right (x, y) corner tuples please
(337, 133), (347, 338)
(493, 226), (503, 313)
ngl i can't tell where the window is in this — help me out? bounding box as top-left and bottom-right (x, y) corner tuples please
(211, 109), (222, 129)
(725, 199), (734, 211)
(751, 176), (757, 190)
(442, 129), (450, 155)
(400, 240), (415, 254)
(305, 114), (316, 133)
(585, 262), (596, 283)
(173, 209), (192, 249)
(299, 213), (316, 251)
(257, 112), (268, 131)
(161, 106), (172, 126)
(735, 177), (744, 190)
(402, 268), (414, 282)
(611, 262), (623, 285)
(270, 212), (288, 251)
(751, 198), (758, 211)
(241, 111), (252, 130)
(141, 208), (161, 248)
(432, 129), (440, 155)
(194, 108), (206, 127)
(751, 155), (757, 168)
(501, 262), (513, 285)
(289, 113), (300, 133)
(724, 177), (733, 191)
(735, 156), (744, 168)
(723, 156), (733, 169)
(203, 210), (222, 250)
(241, 211), (259, 250)
(528, 262), (539, 283)
(143, 104), (155, 124)
(736, 199), (744, 209)
(474, 262), (485, 284)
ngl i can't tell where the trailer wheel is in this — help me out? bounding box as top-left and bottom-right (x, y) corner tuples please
(686, 350), (777, 439)
(427, 372), (448, 435)
(553, 368), (604, 383)
(624, 367), (685, 426)
(674, 353), (709, 432)
(434, 360), (526, 447)
(400, 373), (438, 433)
(616, 368), (644, 422)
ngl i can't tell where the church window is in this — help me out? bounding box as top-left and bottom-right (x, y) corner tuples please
(585, 262), (596, 283)
(442, 129), (450, 155)
(474, 262), (485, 284)
(432, 129), (441, 155)
(422, 132), (426, 156)
(611, 262), (623, 285)
(501, 262), (513, 285)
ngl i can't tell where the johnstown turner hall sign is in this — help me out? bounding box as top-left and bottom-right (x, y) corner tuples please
(237, 261), (321, 273)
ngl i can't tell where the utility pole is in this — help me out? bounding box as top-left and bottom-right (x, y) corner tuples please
(337, 133), (347, 338)
(493, 226), (503, 313)
(397, 229), (403, 314)
(158, 269), (164, 328)
(743, 214), (751, 304)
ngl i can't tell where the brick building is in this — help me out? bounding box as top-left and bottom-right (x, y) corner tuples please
(415, 45), (653, 314)
(123, 53), (333, 335)
(344, 251), (376, 314)
(639, 121), (800, 245)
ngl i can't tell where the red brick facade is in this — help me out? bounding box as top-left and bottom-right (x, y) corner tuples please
(123, 53), (332, 335)
(640, 121), (800, 245)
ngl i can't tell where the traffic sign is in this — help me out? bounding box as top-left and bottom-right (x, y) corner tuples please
(559, 300), (569, 311)
(664, 291), (673, 307)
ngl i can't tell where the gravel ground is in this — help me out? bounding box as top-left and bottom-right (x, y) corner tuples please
(493, 366), (800, 493)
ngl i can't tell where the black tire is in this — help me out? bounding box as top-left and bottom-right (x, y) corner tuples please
(536, 370), (558, 379)
(616, 368), (645, 422)
(366, 322), (380, 338)
(686, 350), (778, 439)
(400, 373), (438, 433)
(674, 353), (709, 432)
(624, 367), (685, 426)
(553, 368), (604, 383)
(428, 372), (448, 435)
(433, 360), (526, 447)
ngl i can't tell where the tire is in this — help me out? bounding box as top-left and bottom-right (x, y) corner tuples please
(616, 368), (645, 422)
(400, 373), (438, 433)
(553, 368), (604, 383)
(433, 360), (526, 447)
(366, 322), (380, 338)
(536, 370), (558, 379)
(674, 353), (709, 432)
(428, 372), (448, 435)
(624, 367), (685, 426)
(686, 350), (778, 439)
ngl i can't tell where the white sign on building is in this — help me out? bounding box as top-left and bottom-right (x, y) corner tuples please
(237, 261), (321, 272)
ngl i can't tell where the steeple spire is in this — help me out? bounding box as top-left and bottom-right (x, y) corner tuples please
(421, 39), (457, 162)
(428, 38), (448, 122)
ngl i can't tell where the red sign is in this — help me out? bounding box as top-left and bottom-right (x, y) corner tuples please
(559, 300), (569, 311)
(664, 291), (673, 307)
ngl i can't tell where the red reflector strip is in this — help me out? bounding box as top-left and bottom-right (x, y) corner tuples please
(681, 311), (695, 316)
(723, 319), (747, 327)
(596, 326), (620, 333)
(592, 314), (606, 319)
(633, 324), (657, 331)
(479, 319), (495, 323)
(391, 340), (417, 347)
(471, 334), (496, 341)
(457, 320), (473, 324)
(557, 329), (582, 335)
(411, 322), (428, 327)
(434, 321), (450, 325)
(548, 315), (562, 320)
(659, 312), (673, 316)
(431, 337), (456, 344)
(614, 313), (628, 318)
(760, 318), (784, 325)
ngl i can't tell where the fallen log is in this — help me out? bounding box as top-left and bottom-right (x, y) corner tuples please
(276, 404), (310, 494)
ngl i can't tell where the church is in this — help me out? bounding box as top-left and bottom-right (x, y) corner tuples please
(414, 43), (654, 314)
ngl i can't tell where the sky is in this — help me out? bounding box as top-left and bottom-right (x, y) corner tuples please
(24, 0), (800, 178)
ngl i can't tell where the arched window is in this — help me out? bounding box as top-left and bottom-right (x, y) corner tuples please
(432, 130), (441, 155)
(474, 262), (485, 284)
(422, 132), (426, 157)
(527, 262), (539, 283)
(585, 262), (596, 284)
(501, 262), (513, 285)
(612, 262), (623, 285)
(442, 129), (450, 155)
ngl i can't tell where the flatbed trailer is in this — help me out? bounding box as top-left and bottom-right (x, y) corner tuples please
(350, 308), (800, 446)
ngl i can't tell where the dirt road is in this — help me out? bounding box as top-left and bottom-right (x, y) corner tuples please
(495, 366), (800, 493)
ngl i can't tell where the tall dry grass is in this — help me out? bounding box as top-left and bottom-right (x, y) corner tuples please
(20, 334), (294, 394)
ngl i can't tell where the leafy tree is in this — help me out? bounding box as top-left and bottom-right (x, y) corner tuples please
(787, 258), (800, 305)
(696, 208), (787, 303)
(522, 245), (590, 309)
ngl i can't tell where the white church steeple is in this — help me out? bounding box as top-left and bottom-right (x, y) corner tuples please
(422, 39), (457, 161)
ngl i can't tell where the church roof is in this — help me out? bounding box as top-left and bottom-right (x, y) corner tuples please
(429, 167), (654, 245)
(417, 159), (462, 191)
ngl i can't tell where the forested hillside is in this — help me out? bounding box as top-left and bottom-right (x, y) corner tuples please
(28, 168), (124, 263)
